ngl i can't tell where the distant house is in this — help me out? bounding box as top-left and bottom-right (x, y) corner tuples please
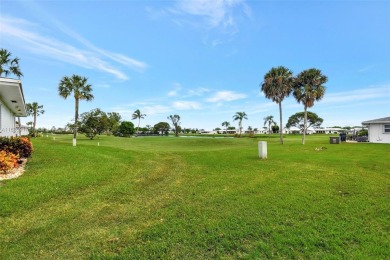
(362, 117), (390, 144)
(0, 78), (27, 137)
(314, 127), (343, 134)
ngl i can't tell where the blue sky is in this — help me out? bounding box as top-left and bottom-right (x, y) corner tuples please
(1, 0), (389, 130)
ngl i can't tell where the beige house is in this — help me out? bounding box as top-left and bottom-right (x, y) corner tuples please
(362, 117), (390, 144)
(0, 78), (27, 137)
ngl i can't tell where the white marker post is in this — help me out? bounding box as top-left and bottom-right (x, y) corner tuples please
(258, 141), (267, 159)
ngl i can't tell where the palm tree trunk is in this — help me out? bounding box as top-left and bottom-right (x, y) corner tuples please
(33, 112), (37, 137)
(73, 98), (79, 146)
(137, 119), (140, 136)
(302, 106), (307, 145)
(279, 102), (283, 144)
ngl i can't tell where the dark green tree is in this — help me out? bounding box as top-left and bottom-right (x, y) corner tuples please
(79, 108), (109, 140)
(107, 112), (121, 134)
(286, 111), (324, 133)
(116, 121), (134, 137)
(271, 124), (280, 134)
(153, 122), (170, 135)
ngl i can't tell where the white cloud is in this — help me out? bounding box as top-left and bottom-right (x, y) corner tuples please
(167, 83), (182, 97)
(321, 85), (390, 104)
(186, 87), (210, 97)
(206, 90), (247, 102)
(142, 105), (171, 116)
(168, 0), (251, 36)
(173, 101), (201, 110)
(0, 16), (147, 80)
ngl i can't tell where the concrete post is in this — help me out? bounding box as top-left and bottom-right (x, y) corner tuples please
(258, 141), (267, 159)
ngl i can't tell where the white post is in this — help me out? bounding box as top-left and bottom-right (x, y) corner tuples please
(258, 141), (267, 159)
(98, 142), (100, 146)
(73, 138), (76, 146)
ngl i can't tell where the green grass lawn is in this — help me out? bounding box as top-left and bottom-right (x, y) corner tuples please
(1, 134), (389, 259)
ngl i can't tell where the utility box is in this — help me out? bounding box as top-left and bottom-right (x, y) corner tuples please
(258, 141), (267, 159)
(330, 137), (340, 144)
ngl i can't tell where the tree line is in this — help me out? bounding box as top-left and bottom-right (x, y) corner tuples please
(1, 49), (327, 145)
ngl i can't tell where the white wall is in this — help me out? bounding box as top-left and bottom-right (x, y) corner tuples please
(368, 124), (390, 143)
(0, 101), (18, 137)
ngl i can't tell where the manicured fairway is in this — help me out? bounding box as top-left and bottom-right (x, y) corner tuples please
(0, 135), (389, 259)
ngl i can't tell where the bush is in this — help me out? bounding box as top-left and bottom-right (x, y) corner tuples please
(0, 150), (19, 173)
(0, 136), (33, 158)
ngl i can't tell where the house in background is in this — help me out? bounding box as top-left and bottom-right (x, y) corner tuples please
(0, 78), (27, 137)
(362, 117), (390, 144)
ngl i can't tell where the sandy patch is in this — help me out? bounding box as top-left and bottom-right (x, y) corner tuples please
(0, 158), (28, 181)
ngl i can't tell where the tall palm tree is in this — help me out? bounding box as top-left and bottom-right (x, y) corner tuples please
(58, 74), (94, 146)
(261, 66), (294, 144)
(132, 109), (146, 135)
(26, 102), (45, 137)
(221, 121), (230, 135)
(293, 68), (327, 144)
(263, 115), (276, 134)
(0, 48), (23, 78)
(232, 112), (248, 137)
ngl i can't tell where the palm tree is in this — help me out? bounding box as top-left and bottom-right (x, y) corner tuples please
(221, 121), (230, 135)
(58, 74), (94, 146)
(26, 102), (45, 137)
(263, 115), (276, 134)
(293, 68), (327, 144)
(0, 48), (23, 78)
(261, 66), (294, 144)
(168, 114), (181, 137)
(132, 109), (146, 135)
(232, 112), (248, 137)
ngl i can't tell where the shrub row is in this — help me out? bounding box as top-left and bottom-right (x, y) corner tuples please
(0, 136), (33, 159)
(0, 137), (33, 174)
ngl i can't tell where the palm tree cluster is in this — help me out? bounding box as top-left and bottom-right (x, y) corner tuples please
(0, 49), (23, 78)
(261, 66), (327, 144)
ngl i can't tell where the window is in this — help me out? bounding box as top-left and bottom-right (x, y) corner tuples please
(384, 124), (390, 133)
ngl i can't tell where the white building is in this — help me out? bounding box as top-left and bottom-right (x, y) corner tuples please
(0, 78), (27, 137)
(362, 117), (390, 144)
(314, 127), (343, 134)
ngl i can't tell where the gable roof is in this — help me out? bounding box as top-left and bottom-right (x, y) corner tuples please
(0, 77), (27, 117)
(362, 117), (390, 125)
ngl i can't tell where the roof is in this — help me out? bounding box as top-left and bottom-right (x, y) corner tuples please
(0, 77), (27, 117)
(362, 117), (390, 125)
